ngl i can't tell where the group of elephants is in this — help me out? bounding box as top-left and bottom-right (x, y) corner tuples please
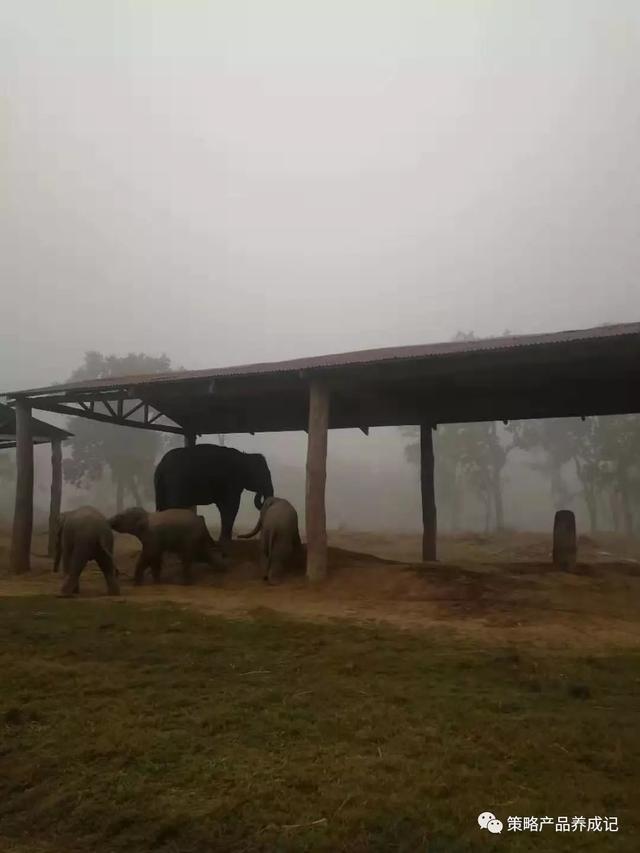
(53, 444), (303, 597)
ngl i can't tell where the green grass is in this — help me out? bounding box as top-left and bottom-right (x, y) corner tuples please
(0, 597), (638, 852)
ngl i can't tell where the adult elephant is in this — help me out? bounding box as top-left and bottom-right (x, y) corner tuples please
(154, 444), (274, 542)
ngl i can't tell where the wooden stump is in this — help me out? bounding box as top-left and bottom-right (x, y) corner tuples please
(10, 398), (34, 573)
(420, 423), (437, 561)
(553, 510), (577, 570)
(305, 380), (329, 582)
(47, 439), (62, 558)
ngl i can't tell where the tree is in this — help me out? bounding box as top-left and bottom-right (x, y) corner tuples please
(593, 415), (640, 537)
(508, 420), (569, 509)
(63, 352), (181, 511)
(0, 452), (16, 485)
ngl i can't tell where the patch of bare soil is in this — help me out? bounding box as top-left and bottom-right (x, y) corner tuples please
(1, 527), (640, 649)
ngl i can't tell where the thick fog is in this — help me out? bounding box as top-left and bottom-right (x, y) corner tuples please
(1, 2), (639, 533)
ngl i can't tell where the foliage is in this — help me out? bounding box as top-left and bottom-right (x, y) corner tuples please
(63, 352), (182, 509)
(0, 452), (16, 484)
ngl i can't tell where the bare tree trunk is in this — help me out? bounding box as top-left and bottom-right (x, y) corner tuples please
(451, 468), (461, 532)
(128, 476), (142, 507)
(492, 475), (504, 531)
(116, 476), (124, 513)
(583, 491), (598, 534)
(610, 490), (621, 533)
(621, 487), (633, 538)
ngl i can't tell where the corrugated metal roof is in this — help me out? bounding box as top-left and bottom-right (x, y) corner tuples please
(4, 321), (640, 399)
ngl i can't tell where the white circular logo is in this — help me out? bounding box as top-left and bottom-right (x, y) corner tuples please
(477, 812), (495, 829)
(487, 818), (503, 834)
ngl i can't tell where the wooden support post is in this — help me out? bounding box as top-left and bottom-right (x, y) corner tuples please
(184, 432), (197, 511)
(420, 423), (437, 561)
(305, 380), (329, 582)
(10, 398), (34, 573)
(553, 510), (577, 570)
(47, 439), (62, 558)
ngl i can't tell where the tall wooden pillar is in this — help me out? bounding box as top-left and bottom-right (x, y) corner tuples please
(305, 380), (329, 582)
(47, 439), (62, 558)
(10, 398), (34, 573)
(420, 423), (437, 561)
(184, 432), (197, 511)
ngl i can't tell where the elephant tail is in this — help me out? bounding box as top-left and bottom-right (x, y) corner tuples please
(238, 516), (262, 539)
(97, 533), (119, 577)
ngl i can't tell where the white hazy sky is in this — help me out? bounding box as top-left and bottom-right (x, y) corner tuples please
(2, 0), (640, 391)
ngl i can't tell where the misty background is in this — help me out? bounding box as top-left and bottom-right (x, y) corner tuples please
(1, 2), (639, 536)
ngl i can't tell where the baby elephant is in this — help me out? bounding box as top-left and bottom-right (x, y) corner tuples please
(239, 497), (302, 584)
(54, 506), (121, 597)
(109, 507), (225, 585)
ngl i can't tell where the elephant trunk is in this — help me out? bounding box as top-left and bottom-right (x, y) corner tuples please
(255, 473), (274, 509)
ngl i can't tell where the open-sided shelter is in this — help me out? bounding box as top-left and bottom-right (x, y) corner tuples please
(4, 321), (640, 576)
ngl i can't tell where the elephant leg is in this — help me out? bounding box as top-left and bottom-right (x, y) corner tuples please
(266, 554), (285, 584)
(134, 549), (151, 586)
(62, 540), (74, 576)
(259, 534), (270, 582)
(266, 536), (289, 585)
(180, 550), (195, 585)
(219, 492), (241, 544)
(96, 551), (121, 596)
(60, 554), (84, 597)
(150, 552), (163, 583)
(204, 543), (226, 572)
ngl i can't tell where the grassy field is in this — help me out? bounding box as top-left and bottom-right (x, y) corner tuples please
(0, 595), (638, 852)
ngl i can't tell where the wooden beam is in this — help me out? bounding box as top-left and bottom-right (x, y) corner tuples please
(29, 401), (184, 434)
(420, 423), (437, 561)
(47, 439), (62, 558)
(305, 380), (329, 582)
(124, 400), (145, 419)
(10, 399), (34, 573)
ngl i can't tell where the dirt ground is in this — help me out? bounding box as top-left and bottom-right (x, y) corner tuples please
(2, 525), (639, 650)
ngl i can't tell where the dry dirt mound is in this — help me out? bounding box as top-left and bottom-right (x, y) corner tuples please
(1, 527), (640, 649)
